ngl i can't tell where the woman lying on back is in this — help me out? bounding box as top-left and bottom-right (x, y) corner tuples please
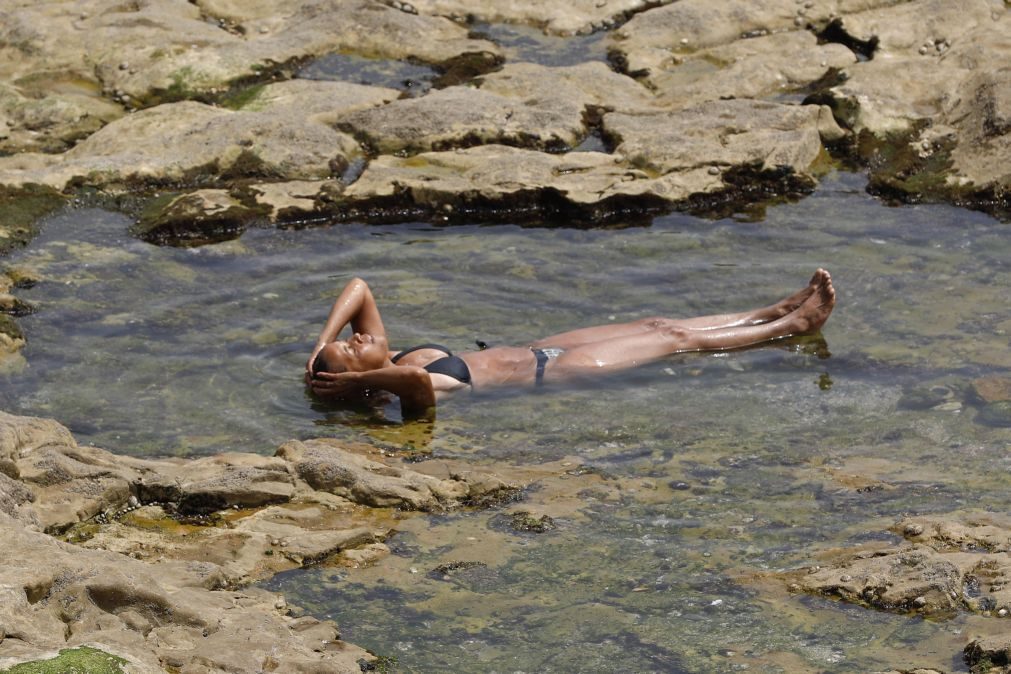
(306, 270), (836, 415)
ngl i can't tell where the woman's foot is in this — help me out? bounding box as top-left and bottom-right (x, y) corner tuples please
(788, 270), (835, 334)
(764, 268), (830, 321)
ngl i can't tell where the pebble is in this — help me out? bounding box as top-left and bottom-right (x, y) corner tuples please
(808, 566), (820, 574)
(707, 166), (721, 175)
(839, 574), (852, 582)
(119, 62), (129, 71)
(259, 26), (269, 34)
(128, 495), (139, 508)
(919, 46), (929, 55)
(999, 608), (1008, 617)
(904, 523), (925, 536)
(913, 596), (927, 607)
(274, 598), (286, 609)
(788, 583), (800, 592)
(794, 16), (805, 26)
(680, 38), (689, 45)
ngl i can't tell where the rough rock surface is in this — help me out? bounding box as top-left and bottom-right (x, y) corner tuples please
(0, 512), (370, 673)
(278, 438), (518, 510)
(0, 0), (1006, 256)
(0, 410), (526, 670)
(787, 511), (1011, 620)
(406, 0), (671, 36)
(0, 100), (362, 190)
(0, 0), (497, 153)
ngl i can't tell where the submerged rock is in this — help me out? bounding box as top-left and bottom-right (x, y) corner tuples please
(786, 512), (1011, 620)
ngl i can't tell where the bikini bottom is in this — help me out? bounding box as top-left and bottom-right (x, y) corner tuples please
(530, 347), (565, 387)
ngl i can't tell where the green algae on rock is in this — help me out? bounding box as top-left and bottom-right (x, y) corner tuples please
(0, 647), (128, 674)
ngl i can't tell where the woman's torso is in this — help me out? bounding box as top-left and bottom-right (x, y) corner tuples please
(392, 344), (539, 391)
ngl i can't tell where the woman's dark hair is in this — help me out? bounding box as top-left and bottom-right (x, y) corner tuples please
(312, 352), (329, 377)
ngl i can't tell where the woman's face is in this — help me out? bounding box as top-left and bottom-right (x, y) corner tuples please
(323, 333), (389, 373)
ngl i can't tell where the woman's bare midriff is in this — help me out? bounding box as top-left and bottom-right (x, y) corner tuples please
(460, 347), (539, 390)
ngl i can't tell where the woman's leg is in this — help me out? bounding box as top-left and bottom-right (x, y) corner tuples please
(545, 273), (835, 381)
(530, 270), (828, 350)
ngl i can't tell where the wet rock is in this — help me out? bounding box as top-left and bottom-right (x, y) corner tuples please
(965, 635), (1011, 672)
(941, 66), (1011, 206)
(0, 185), (66, 256)
(788, 512), (1011, 620)
(509, 511), (556, 533)
(134, 189), (267, 246)
(977, 401), (1011, 428)
(277, 438), (513, 510)
(972, 376), (1011, 404)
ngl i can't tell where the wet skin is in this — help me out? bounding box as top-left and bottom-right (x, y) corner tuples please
(307, 271), (836, 415)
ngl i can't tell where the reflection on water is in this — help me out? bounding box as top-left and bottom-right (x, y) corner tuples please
(2, 171), (1010, 671)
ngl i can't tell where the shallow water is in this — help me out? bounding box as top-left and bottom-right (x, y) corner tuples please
(2, 171), (1010, 671)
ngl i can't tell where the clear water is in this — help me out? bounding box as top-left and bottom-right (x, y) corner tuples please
(3, 171), (1010, 671)
(298, 53), (440, 97)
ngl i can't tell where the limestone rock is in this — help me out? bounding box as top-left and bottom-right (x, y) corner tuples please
(648, 31), (857, 109)
(138, 452), (296, 513)
(405, 0), (667, 36)
(611, 0), (900, 77)
(337, 85), (586, 153)
(790, 512), (1011, 619)
(343, 144), (720, 219)
(0, 472), (37, 529)
(478, 61), (657, 115)
(0, 101), (360, 191)
(0, 410), (77, 464)
(0, 81), (123, 154)
(277, 438), (507, 510)
(0, 512), (369, 672)
(134, 189), (267, 246)
(965, 635), (1011, 672)
(602, 99), (842, 175)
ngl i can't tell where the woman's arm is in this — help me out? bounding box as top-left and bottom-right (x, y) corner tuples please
(311, 365), (437, 415)
(307, 278), (387, 373)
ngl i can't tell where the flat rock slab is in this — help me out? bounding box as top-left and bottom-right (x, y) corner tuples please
(610, 0), (901, 76)
(647, 31), (856, 109)
(603, 99), (844, 175)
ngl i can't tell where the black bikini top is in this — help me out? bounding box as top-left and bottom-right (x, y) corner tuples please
(391, 343), (472, 384)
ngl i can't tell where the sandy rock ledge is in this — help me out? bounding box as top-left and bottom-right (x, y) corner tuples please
(0, 410), (520, 671)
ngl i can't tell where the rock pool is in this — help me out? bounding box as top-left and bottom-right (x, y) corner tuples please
(2, 171), (1009, 671)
